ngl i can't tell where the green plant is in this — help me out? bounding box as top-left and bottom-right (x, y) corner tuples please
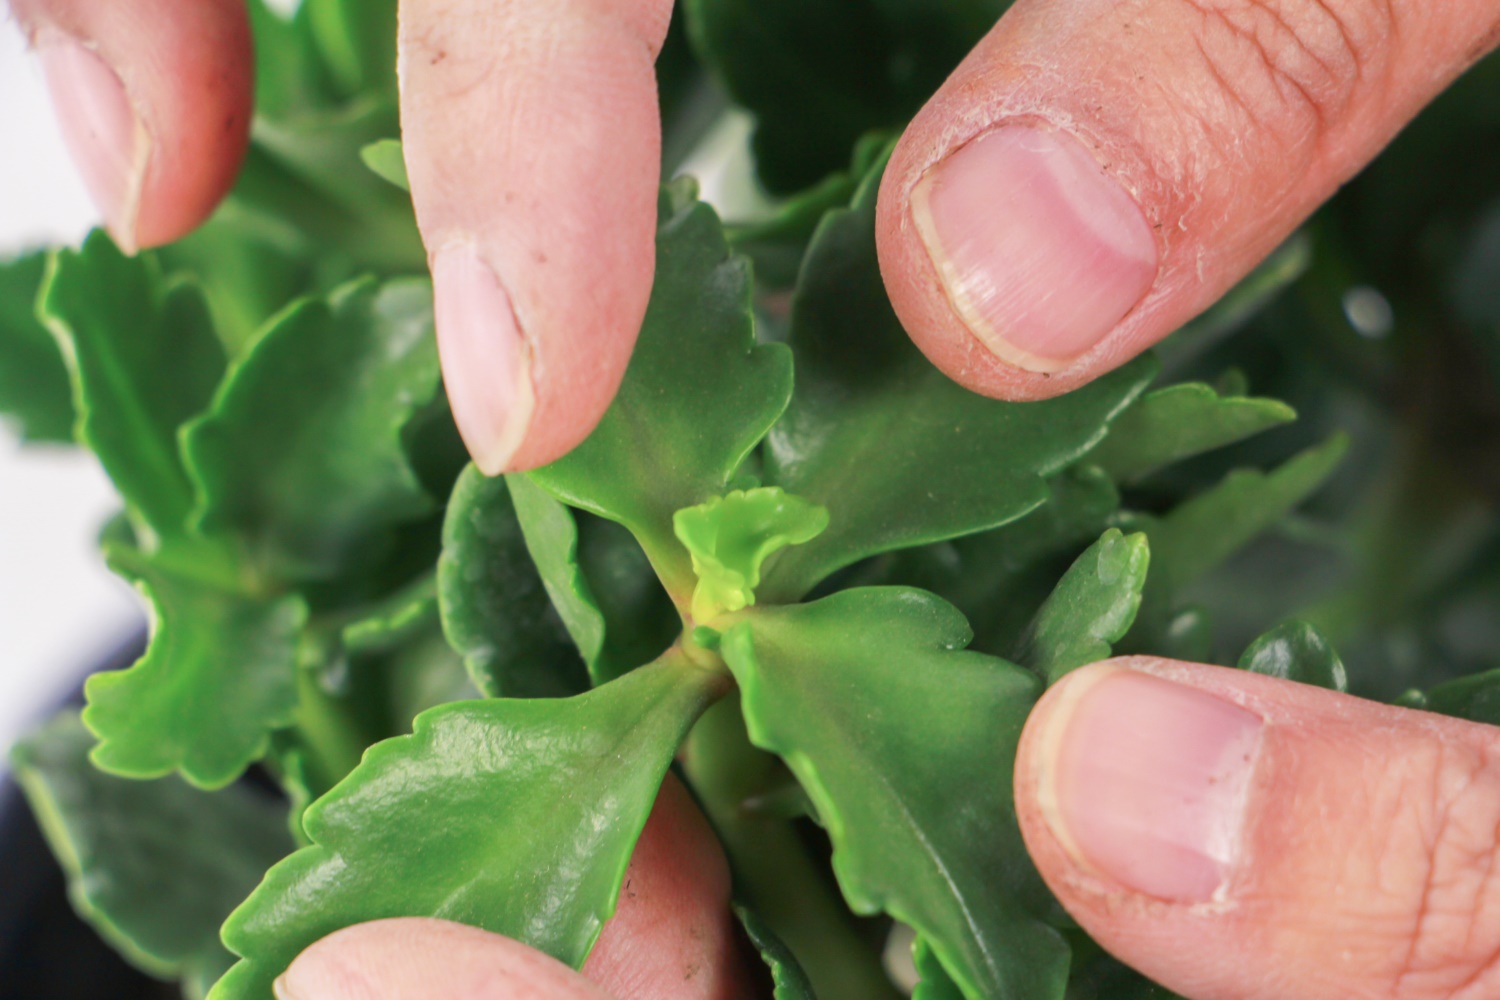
(6, 3), (1500, 999)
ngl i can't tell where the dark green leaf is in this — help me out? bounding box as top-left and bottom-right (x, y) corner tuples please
(528, 185), (793, 596)
(736, 905), (818, 1000)
(360, 138), (410, 191)
(1420, 668), (1500, 726)
(340, 573), (438, 657)
(184, 278), (440, 584)
(573, 513), (682, 683)
(40, 233), (226, 538)
(1091, 383), (1296, 484)
(11, 713), (294, 999)
(210, 654), (728, 999)
(301, 0), (399, 98)
(437, 466), (588, 697)
(721, 588), (1067, 1000)
(912, 935), (966, 1000)
(84, 542), (306, 789)
(1015, 529), (1150, 684)
(762, 159), (1154, 599)
(1238, 620), (1347, 691)
(0, 251), (74, 442)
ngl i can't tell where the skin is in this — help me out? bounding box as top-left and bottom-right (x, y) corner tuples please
(11, 0), (1500, 996)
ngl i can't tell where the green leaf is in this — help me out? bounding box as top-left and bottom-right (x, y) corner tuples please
(438, 466), (589, 697)
(301, 0), (399, 97)
(210, 654), (728, 1000)
(1132, 433), (1350, 597)
(762, 157), (1154, 599)
(1014, 529), (1150, 684)
(528, 185), (793, 596)
(1091, 382), (1296, 484)
(360, 139), (410, 191)
(84, 542), (308, 789)
(1420, 668), (1500, 727)
(721, 588), (1067, 1000)
(674, 487), (829, 622)
(340, 573), (438, 657)
(912, 935), (966, 1000)
(0, 251), (74, 442)
(573, 513), (682, 683)
(1238, 620), (1347, 691)
(40, 232), (226, 540)
(736, 905), (818, 1000)
(11, 713), (295, 1000)
(184, 278), (440, 584)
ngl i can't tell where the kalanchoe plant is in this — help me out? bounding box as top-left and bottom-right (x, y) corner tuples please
(6, 2), (1500, 1000)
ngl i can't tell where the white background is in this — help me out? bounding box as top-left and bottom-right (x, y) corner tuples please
(0, 15), (141, 762)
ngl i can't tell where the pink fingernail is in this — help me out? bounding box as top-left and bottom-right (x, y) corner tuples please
(432, 245), (535, 475)
(36, 32), (148, 252)
(912, 124), (1159, 373)
(1039, 669), (1263, 902)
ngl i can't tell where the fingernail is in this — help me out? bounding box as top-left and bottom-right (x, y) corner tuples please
(432, 245), (536, 475)
(1037, 668), (1263, 902)
(912, 124), (1159, 373)
(36, 32), (149, 252)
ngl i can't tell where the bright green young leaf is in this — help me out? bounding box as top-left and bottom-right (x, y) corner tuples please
(762, 158), (1154, 599)
(84, 542), (307, 789)
(210, 654), (729, 1000)
(184, 278), (440, 584)
(674, 487), (829, 622)
(721, 588), (1067, 1000)
(360, 139), (410, 191)
(1238, 620), (1348, 691)
(437, 466), (588, 697)
(0, 251), (74, 442)
(11, 713), (294, 999)
(1091, 382), (1296, 484)
(736, 905), (818, 1000)
(1014, 529), (1150, 684)
(528, 184), (793, 595)
(1132, 433), (1350, 596)
(41, 233), (226, 539)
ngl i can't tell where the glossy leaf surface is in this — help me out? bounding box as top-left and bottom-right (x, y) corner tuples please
(84, 543), (307, 789)
(674, 487), (829, 622)
(0, 251), (74, 441)
(1092, 382), (1295, 483)
(528, 185), (793, 595)
(184, 279), (440, 584)
(211, 654), (728, 1000)
(1418, 668), (1500, 727)
(763, 161), (1153, 598)
(1238, 620), (1348, 692)
(11, 713), (293, 999)
(437, 466), (587, 697)
(722, 588), (1067, 1000)
(1015, 529), (1150, 684)
(41, 233), (226, 539)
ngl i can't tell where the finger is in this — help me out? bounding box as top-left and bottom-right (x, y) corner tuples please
(10, 0), (252, 252)
(275, 776), (753, 1000)
(399, 0), (672, 474)
(877, 0), (1500, 401)
(1015, 657), (1500, 1000)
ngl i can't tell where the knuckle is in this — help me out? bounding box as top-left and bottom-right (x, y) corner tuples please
(1178, 0), (1396, 145)
(1392, 735), (1500, 999)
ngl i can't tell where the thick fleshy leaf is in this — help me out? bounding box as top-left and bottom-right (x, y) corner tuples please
(83, 542), (307, 789)
(683, 0), (1006, 192)
(437, 466), (588, 697)
(210, 654), (729, 1000)
(736, 905), (817, 1000)
(762, 160), (1154, 599)
(528, 184), (793, 595)
(1091, 382), (1296, 484)
(10, 713), (294, 999)
(0, 251), (74, 442)
(1238, 620), (1348, 691)
(184, 278), (440, 584)
(40, 233), (226, 539)
(360, 138), (410, 191)
(1415, 668), (1500, 726)
(721, 588), (1067, 1000)
(674, 488), (829, 622)
(1014, 529), (1150, 684)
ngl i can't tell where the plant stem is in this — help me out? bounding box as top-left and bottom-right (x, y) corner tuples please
(683, 698), (900, 1000)
(289, 665), (367, 797)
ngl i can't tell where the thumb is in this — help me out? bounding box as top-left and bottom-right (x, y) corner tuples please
(877, 0), (1500, 401)
(1015, 658), (1500, 1000)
